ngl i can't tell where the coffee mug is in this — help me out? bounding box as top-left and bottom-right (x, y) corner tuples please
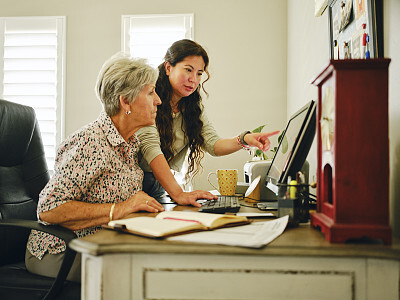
(207, 169), (238, 196)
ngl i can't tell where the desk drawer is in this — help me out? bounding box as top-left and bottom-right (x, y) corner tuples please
(131, 254), (362, 300)
(143, 267), (353, 300)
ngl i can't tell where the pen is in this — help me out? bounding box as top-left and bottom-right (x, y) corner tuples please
(290, 180), (297, 199)
(365, 35), (370, 59)
(285, 176), (292, 199)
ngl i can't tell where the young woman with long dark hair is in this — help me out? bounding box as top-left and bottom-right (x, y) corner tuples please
(137, 39), (278, 207)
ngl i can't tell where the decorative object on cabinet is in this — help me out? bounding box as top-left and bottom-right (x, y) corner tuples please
(328, 0), (383, 59)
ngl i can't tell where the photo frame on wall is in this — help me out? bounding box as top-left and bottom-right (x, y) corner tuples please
(328, 0), (383, 59)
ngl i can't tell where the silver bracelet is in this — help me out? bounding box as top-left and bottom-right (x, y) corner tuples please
(239, 131), (251, 146)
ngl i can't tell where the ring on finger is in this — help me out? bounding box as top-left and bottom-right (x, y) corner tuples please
(146, 200), (149, 205)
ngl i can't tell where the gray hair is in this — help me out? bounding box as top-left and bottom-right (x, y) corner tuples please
(95, 53), (159, 116)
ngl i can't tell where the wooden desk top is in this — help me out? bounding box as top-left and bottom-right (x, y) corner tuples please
(69, 201), (400, 261)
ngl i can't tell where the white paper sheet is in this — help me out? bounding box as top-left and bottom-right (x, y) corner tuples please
(167, 215), (289, 248)
(236, 212), (275, 217)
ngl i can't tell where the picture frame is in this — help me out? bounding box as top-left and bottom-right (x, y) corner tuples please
(328, 0), (383, 59)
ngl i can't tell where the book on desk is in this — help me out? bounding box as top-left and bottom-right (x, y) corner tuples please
(105, 211), (249, 238)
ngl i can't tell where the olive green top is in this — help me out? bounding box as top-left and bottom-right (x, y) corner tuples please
(136, 110), (221, 173)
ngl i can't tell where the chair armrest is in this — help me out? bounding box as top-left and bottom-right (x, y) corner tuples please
(0, 219), (78, 300)
(0, 219), (77, 242)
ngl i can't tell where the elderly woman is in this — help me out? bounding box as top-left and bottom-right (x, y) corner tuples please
(25, 54), (163, 282)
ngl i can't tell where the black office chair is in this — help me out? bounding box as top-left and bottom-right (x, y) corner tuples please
(0, 99), (80, 299)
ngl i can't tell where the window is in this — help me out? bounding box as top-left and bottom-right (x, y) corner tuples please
(122, 14), (194, 188)
(122, 14), (193, 67)
(0, 16), (66, 171)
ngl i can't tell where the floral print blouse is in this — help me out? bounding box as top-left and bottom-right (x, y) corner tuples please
(27, 111), (143, 259)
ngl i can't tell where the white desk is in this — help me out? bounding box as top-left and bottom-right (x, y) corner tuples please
(70, 213), (400, 300)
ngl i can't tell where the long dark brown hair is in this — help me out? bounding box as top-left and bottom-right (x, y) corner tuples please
(155, 39), (210, 181)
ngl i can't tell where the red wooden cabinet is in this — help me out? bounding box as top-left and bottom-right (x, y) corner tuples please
(310, 59), (392, 244)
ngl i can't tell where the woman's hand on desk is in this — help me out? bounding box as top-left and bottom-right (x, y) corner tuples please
(115, 191), (165, 219)
(172, 190), (217, 208)
(39, 191), (164, 230)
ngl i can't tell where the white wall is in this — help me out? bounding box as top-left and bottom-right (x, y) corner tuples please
(385, 0), (400, 237)
(287, 0), (400, 237)
(197, 1), (287, 189)
(287, 0), (329, 197)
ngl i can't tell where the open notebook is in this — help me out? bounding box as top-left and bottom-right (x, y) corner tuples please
(105, 211), (249, 238)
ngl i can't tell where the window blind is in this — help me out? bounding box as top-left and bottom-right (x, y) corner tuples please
(0, 17), (65, 171)
(122, 14), (193, 67)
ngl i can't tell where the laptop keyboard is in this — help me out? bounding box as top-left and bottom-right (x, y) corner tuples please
(198, 196), (241, 214)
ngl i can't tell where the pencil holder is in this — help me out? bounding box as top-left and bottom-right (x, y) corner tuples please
(276, 183), (310, 226)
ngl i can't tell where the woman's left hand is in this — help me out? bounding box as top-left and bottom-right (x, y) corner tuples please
(244, 131), (280, 151)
